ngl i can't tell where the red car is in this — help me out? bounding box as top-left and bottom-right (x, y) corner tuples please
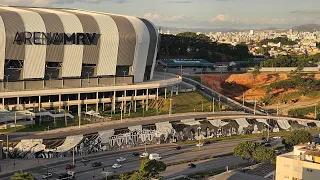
(65, 164), (75, 169)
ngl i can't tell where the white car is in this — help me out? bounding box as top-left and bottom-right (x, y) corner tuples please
(273, 136), (282, 139)
(42, 173), (52, 179)
(196, 143), (203, 147)
(116, 157), (126, 162)
(112, 163), (121, 169)
(140, 152), (149, 158)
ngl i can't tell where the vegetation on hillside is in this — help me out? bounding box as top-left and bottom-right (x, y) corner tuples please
(260, 54), (320, 67)
(258, 36), (298, 46)
(159, 32), (252, 62)
(260, 72), (320, 105)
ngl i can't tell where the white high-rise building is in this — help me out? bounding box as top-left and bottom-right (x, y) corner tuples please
(250, 30), (254, 35)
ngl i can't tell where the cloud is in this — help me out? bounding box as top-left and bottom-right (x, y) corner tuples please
(0, 0), (130, 6)
(210, 14), (245, 23)
(143, 13), (193, 22)
(291, 9), (320, 15)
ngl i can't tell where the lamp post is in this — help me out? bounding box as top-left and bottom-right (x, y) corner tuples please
(197, 127), (201, 150)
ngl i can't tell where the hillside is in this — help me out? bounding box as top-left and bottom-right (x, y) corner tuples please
(292, 24), (320, 32)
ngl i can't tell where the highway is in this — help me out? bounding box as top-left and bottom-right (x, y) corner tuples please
(0, 136), (282, 180)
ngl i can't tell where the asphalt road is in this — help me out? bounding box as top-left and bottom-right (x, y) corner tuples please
(0, 136), (282, 180)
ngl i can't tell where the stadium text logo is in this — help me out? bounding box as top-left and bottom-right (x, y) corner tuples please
(13, 32), (101, 45)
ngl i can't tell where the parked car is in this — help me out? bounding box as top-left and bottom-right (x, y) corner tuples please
(204, 141), (211, 145)
(188, 163), (196, 168)
(81, 158), (90, 163)
(175, 146), (181, 150)
(149, 153), (161, 160)
(112, 163), (121, 169)
(140, 152), (149, 158)
(116, 157), (126, 162)
(65, 164), (75, 169)
(42, 173), (52, 179)
(92, 162), (102, 167)
(132, 152), (140, 156)
(196, 143), (203, 147)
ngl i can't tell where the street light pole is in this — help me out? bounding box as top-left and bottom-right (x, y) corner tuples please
(212, 96), (215, 113)
(169, 99), (173, 116)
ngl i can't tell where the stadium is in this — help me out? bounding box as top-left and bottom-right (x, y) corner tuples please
(0, 5), (181, 127)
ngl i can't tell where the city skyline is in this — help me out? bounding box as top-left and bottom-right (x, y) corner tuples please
(1, 0), (320, 29)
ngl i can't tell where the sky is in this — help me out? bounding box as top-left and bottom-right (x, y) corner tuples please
(1, 0), (320, 30)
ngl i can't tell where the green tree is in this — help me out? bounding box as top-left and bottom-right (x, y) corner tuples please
(252, 146), (276, 164)
(252, 65), (260, 79)
(282, 130), (313, 149)
(233, 141), (259, 160)
(128, 171), (149, 180)
(124, 159), (167, 180)
(11, 171), (34, 180)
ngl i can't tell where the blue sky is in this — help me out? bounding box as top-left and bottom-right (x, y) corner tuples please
(2, 0), (320, 29)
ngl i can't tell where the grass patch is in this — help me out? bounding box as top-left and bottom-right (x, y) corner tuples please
(187, 169), (226, 179)
(0, 118), (92, 133)
(288, 104), (320, 119)
(169, 91), (221, 114)
(177, 129), (320, 145)
(185, 76), (201, 83)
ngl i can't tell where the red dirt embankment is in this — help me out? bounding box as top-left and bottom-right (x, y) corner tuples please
(201, 73), (289, 100)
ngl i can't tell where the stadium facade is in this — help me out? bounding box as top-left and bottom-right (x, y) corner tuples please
(0, 6), (181, 126)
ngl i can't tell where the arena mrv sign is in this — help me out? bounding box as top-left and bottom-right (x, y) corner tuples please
(13, 32), (101, 45)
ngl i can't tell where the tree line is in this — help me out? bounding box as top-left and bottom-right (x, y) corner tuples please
(260, 54), (320, 67)
(158, 32), (252, 62)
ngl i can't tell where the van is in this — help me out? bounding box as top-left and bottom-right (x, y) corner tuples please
(149, 153), (161, 160)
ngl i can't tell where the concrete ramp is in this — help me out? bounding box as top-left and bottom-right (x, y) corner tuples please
(297, 121), (308, 126)
(277, 120), (291, 130)
(181, 119), (201, 126)
(256, 119), (269, 126)
(235, 118), (250, 128)
(55, 135), (83, 153)
(128, 125), (142, 132)
(99, 130), (115, 144)
(209, 119), (229, 127)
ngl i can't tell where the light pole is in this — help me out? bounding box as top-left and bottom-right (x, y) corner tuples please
(197, 127), (201, 150)
(48, 73), (52, 88)
(169, 99), (173, 116)
(212, 96), (215, 113)
(86, 72), (90, 87)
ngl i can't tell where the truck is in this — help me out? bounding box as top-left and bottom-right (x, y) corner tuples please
(149, 153), (161, 160)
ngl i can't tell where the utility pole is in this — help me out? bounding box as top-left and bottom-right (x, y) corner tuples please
(120, 100), (123, 122)
(201, 100), (203, 112)
(212, 96), (215, 113)
(169, 99), (173, 116)
(72, 147), (75, 167)
(242, 92), (245, 106)
(6, 134), (8, 159)
(254, 98), (257, 115)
